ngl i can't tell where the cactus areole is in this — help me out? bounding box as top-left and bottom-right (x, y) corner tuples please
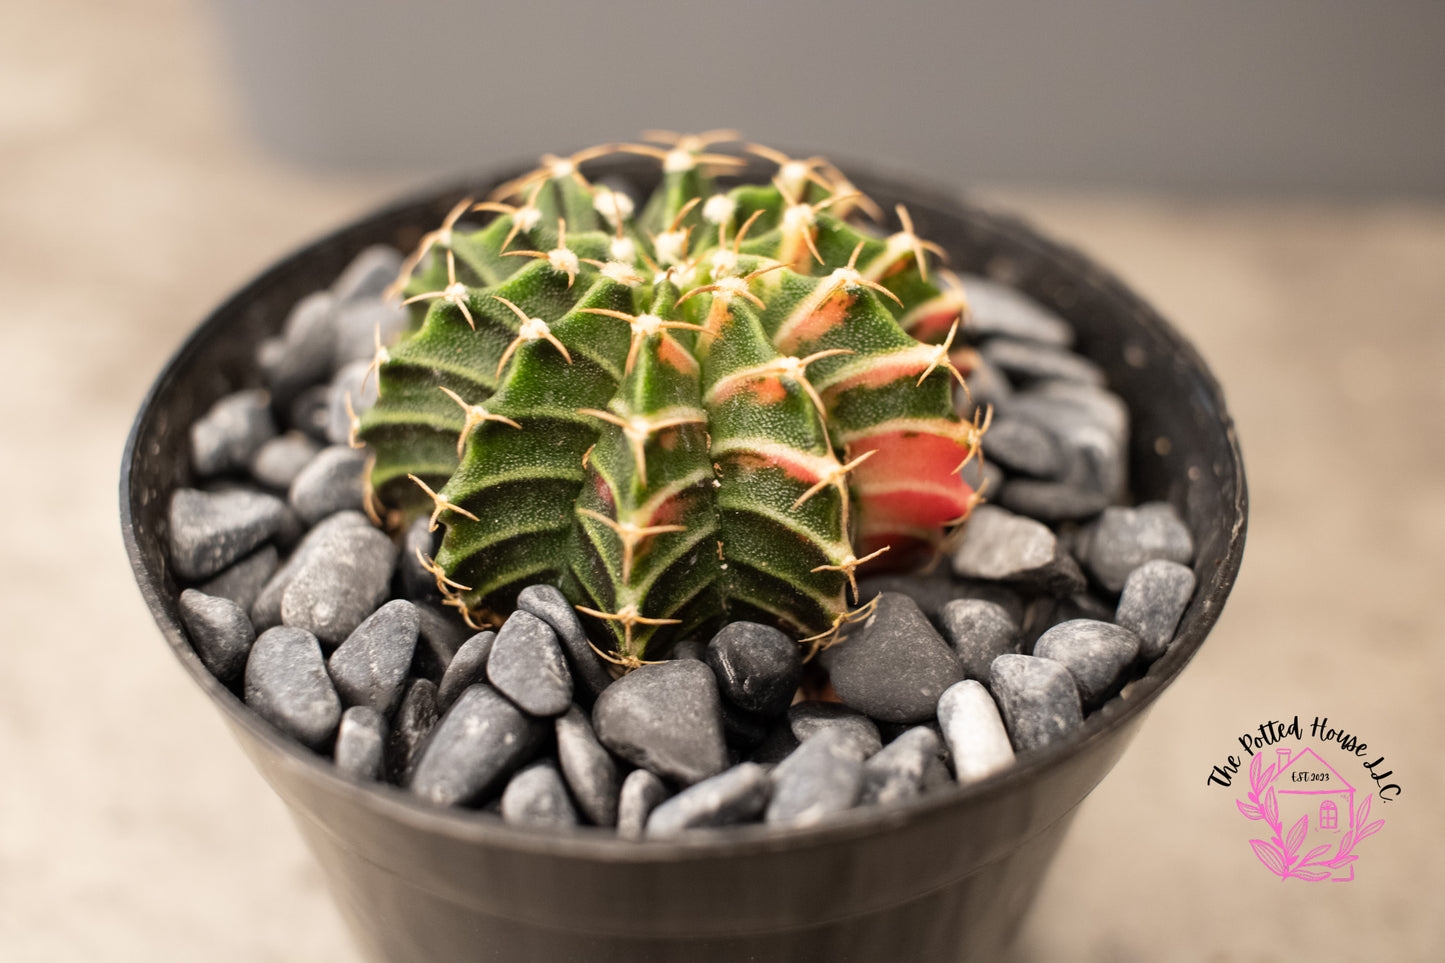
(357, 133), (989, 664)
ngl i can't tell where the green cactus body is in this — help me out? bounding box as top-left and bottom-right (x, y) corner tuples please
(358, 134), (984, 661)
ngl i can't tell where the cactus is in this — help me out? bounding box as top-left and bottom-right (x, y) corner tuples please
(357, 132), (988, 664)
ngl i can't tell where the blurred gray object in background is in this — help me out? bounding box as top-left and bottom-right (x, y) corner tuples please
(204, 0), (1445, 196)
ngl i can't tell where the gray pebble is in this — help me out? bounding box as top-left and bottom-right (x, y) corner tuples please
(331, 245), (403, 304)
(959, 452), (1007, 504)
(988, 654), (1084, 752)
(819, 592), (963, 724)
(325, 360), (378, 446)
(409, 684), (543, 807)
(706, 621), (802, 717)
(168, 487), (288, 581)
(438, 631), (495, 710)
(766, 729), (865, 828)
(190, 389), (278, 478)
(287, 384), (333, 441)
(949, 578), (1027, 625)
(750, 721), (801, 765)
(398, 516), (442, 603)
(251, 514), (378, 631)
(334, 705), (387, 781)
(856, 570), (960, 623)
(940, 599), (1021, 680)
(957, 276), (1074, 347)
(334, 298), (409, 367)
(501, 761), (578, 828)
(721, 702), (771, 750)
(516, 584), (612, 702)
(593, 661), (728, 785)
(249, 432), (323, 491)
(178, 588), (255, 683)
(922, 754), (955, 794)
(288, 445), (369, 524)
(982, 338), (1106, 386)
(938, 680), (1015, 783)
(982, 412), (1064, 478)
(950, 504), (1086, 596)
(788, 702), (882, 759)
(280, 512), (396, 647)
(199, 544), (279, 613)
(617, 769), (671, 839)
(960, 351), (1013, 407)
(1078, 502), (1194, 592)
(487, 610), (573, 717)
(244, 626), (342, 751)
(1116, 559), (1196, 661)
(555, 705), (621, 827)
(387, 678), (438, 785)
(669, 638), (708, 662)
(859, 726), (942, 806)
(413, 602), (472, 683)
(645, 763), (769, 837)
(263, 292), (338, 403)
(326, 599), (419, 715)
(997, 457), (1112, 522)
(1033, 619), (1140, 706)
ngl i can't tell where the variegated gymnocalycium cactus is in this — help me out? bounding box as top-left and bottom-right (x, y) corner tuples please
(357, 132), (987, 664)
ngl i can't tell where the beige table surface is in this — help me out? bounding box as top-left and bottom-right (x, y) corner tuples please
(3, 2), (1442, 960)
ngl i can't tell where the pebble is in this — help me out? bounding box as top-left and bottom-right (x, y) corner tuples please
(705, 621), (802, 717)
(982, 412), (1065, 478)
(958, 276), (1074, 346)
(249, 432), (323, 491)
(190, 389), (278, 478)
(645, 763), (770, 837)
(437, 631), (495, 711)
(331, 245), (403, 304)
(199, 545), (279, 613)
(555, 705), (621, 827)
(948, 579), (1026, 625)
(616, 769), (671, 839)
(288, 384), (333, 442)
(766, 729), (865, 828)
(593, 661), (728, 785)
(280, 511), (397, 647)
(325, 361), (377, 447)
(288, 445), (369, 524)
(334, 298), (409, 367)
(168, 487), (288, 581)
(787, 702), (882, 759)
(959, 453), (1007, 504)
(819, 592), (963, 724)
(669, 638), (708, 662)
(386, 678), (438, 785)
(413, 602), (472, 682)
(856, 570), (962, 623)
(939, 599), (1021, 680)
(721, 702), (771, 750)
(263, 292), (338, 403)
(487, 610), (574, 717)
(982, 338), (1106, 386)
(501, 761), (578, 828)
(250, 514), (376, 631)
(516, 584), (613, 702)
(178, 588), (255, 684)
(859, 726), (941, 806)
(950, 504), (1086, 596)
(398, 516), (442, 603)
(750, 721), (801, 765)
(244, 626), (342, 751)
(1116, 559), (1196, 660)
(409, 684), (543, 807)
(326, 599), (419, 715)
(960, 351), (1013, 407)
(988, 654), (1084, 753)
(334, 706), (387, 781)
(1078, 502), (1194, 592)
(997, 457), (1111, 522)
(937, 680), (1016, 783)
(1033, 619), (1141, 706)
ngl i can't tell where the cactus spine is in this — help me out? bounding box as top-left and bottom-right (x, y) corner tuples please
(358, 132), (985, 663)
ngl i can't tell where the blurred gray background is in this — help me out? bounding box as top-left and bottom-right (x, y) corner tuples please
(207, 0), (1445, 196)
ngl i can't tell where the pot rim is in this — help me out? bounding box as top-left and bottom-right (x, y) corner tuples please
(121, 153), (1247, 863)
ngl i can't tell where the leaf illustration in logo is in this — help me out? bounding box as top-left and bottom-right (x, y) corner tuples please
(1236, 800), (1260, 819)
(1361, 819), (1384, 840)
(1250, 839), (1287, 877)
(1249, 752), (1263, 790)
(1286, 815), (1308, 856)
(1295, 866), (1333, 882)
(1263, 787), (1279, 826)
(1304, 844), (1333, 863)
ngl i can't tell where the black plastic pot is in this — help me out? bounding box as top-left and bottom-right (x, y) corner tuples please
(121, 156), (1247, 962)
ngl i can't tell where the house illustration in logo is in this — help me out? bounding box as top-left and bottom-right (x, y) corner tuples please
(1272, 746), (1357, 881)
